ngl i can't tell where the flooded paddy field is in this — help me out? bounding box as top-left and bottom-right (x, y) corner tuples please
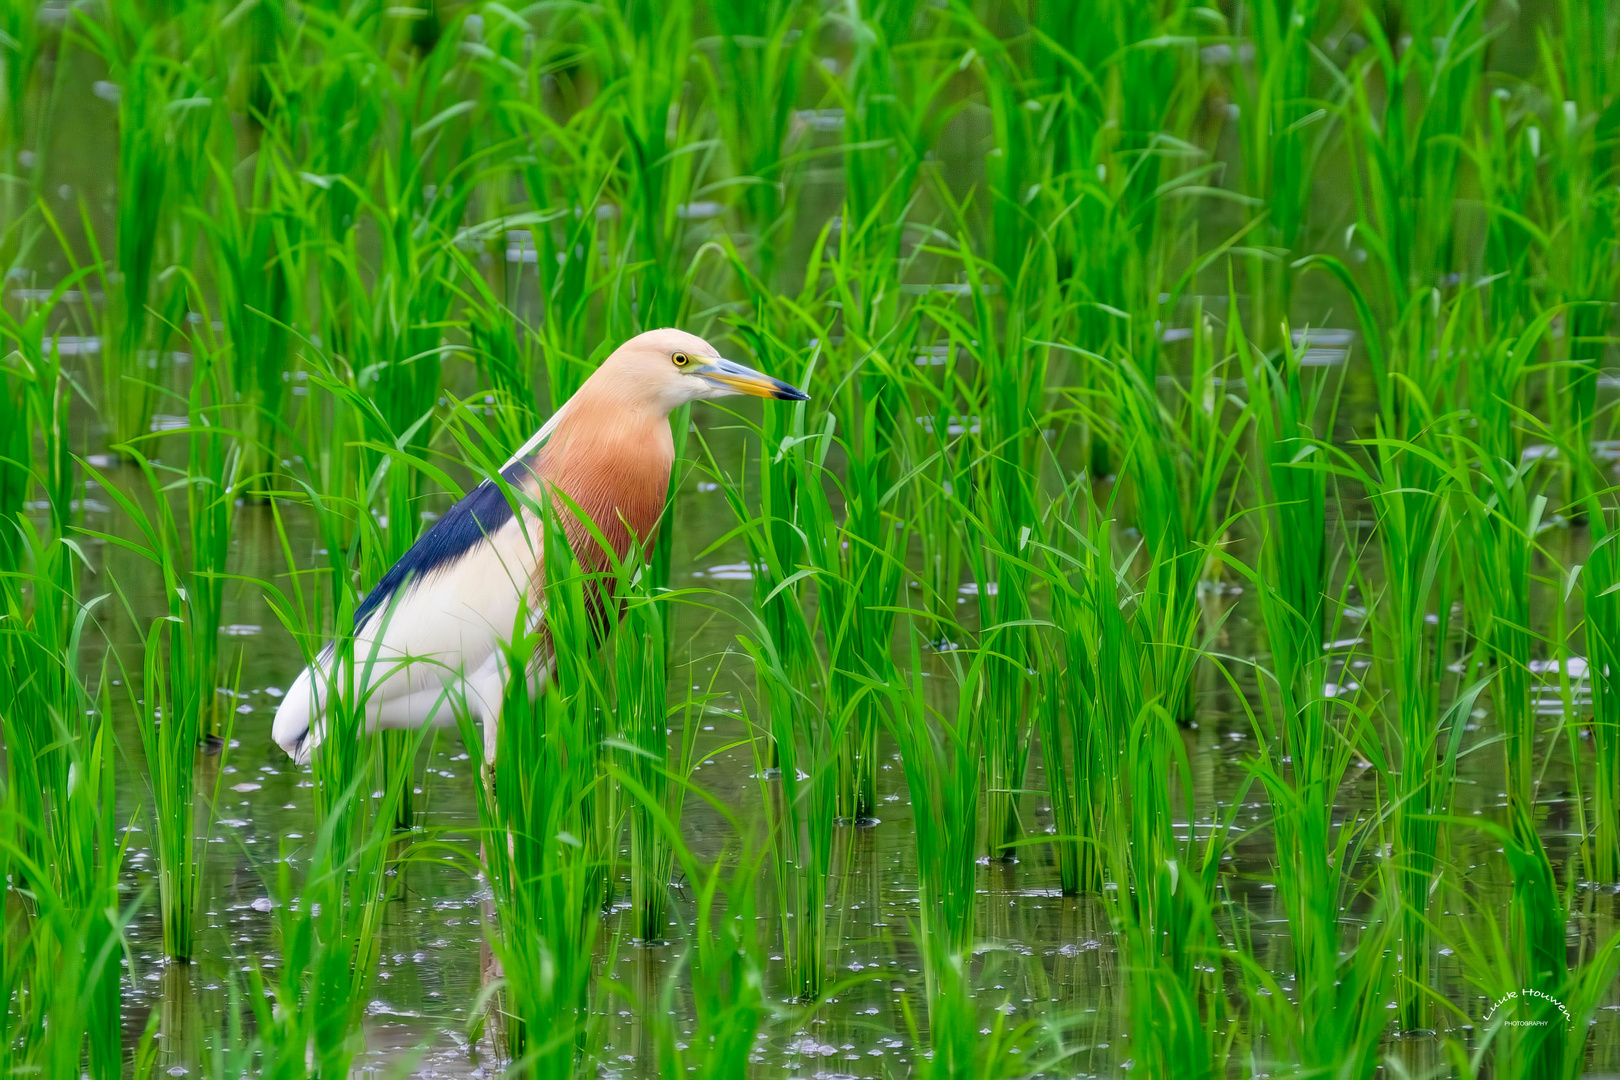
(2, 1), (1619, 1078)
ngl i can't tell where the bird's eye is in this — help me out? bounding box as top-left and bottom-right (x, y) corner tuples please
(671, 352), (691, 368)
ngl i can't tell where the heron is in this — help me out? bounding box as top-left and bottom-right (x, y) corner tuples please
(270, 328), (808, 765)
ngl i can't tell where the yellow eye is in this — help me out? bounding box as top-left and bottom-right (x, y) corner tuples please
(672, 352), (691, 368)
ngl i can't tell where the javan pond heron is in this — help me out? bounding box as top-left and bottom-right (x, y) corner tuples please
(271, 328), (808, 764)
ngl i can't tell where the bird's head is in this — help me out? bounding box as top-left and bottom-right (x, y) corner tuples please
(598, 328), (809, 414)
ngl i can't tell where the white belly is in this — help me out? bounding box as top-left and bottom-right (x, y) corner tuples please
(271, 511), (543, 761)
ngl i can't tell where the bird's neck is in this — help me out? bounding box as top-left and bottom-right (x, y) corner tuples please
(533, 386), (676, 572)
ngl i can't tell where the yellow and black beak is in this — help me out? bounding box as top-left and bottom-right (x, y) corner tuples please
(697, 357), (809, 401)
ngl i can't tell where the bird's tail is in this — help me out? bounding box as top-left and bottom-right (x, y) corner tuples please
(271, 665), (323, 766)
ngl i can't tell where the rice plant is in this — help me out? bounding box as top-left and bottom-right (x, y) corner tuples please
(249, 763), (418, 1078)
(1111, 699), (1237, 1080)
(949, 239), (1058, 859)
(888, 640), (978, 968)
(703, 0), (815, 286)
(700, 320), (819, 774)
(740, 615), (838, 1004)
(0, 371), (127, 1076)
(610, 547), (697, 944)
(73, 11), (212, 450)
(1032, 535), (1100, 896)
(0, 747), (132, 1080)
(1227, 312), (1385, 1071)
(1587, 497), (1620, 883)
(85, 444), (235, 962)
(650, 845), (775, 1080)
(0, 0), (47, 242)
(1356, 428), (1470, 1031)
(467, 498), (613, 1076)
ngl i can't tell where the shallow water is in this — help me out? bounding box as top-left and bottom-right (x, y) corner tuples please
(26, 302), (1620, 1076)
(72, 437), (1620, 1076)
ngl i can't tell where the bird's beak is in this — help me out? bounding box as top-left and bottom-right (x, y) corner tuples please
(697, 357), (810, 401)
